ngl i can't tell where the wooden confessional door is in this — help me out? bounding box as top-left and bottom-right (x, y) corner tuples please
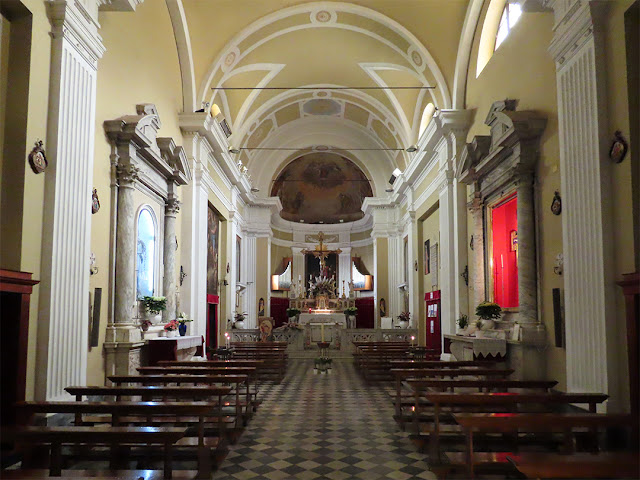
(425, 290), (441, 355)
(206, 294), (218, 357)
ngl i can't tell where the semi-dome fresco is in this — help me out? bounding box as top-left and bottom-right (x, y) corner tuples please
(271, 152), (373, 224)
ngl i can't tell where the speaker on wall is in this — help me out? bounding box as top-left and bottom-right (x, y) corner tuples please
(552, 288), (564, 348)
(90, 288), (102, 347)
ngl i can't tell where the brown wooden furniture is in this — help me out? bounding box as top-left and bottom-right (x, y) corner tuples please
(452, 412), (632, 479)
(507, 451), (640, 479)
(5, 426), (185, 479)
(618, 271), (639, 446)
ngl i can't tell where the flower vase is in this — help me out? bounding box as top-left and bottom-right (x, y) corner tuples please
(178, 324), (187, 336)
(166, 330), (177, 338)
(235, 320), (245, 329)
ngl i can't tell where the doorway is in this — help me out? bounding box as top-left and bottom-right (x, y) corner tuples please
(206, 295), (219, 357)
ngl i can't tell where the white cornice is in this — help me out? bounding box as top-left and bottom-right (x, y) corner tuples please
(270, 236), (373, 249)
(270, 213), (373, 233)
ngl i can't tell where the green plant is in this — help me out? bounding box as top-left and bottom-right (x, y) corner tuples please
(140, 296), (167, 314)
(456, 314), (469, 329)
(474, 319), (484, 330)
(314, 357), (333, 367)
(475, 301), (502, 320)
(234, 312), (246, 322)
(344, 306), (358, 315)
(177, 312), (193, 325)
(286, 308), (301, 318)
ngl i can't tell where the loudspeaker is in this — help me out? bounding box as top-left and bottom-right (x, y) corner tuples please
(90, 288), (102, 347)
(552, 288), (564, 348)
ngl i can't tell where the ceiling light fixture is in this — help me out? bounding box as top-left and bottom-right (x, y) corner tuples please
(389, 168), (403, 185)
(228, 147), (240, 154)
(251, 187), (260, 193)
(405, 145), (418, 153)
(385, 188), (394, 193)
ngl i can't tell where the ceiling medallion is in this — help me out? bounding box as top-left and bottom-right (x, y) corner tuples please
(224, 51), (236, 67)
(316, 11), (331, 22)
(411, 51), (423, 67)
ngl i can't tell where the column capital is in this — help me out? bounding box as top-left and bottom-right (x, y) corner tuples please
(116, 163), (140, 187)
(166, 197), (181, 216)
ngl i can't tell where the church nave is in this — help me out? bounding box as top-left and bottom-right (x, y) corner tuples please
(214, 360), (435, 480)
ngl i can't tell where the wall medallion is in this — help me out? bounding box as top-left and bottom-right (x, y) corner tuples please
(550, 191), (562, 216)
(609, 130), (628, 163)
(28, 140), (48, 174)
(91, 188), (100, 214)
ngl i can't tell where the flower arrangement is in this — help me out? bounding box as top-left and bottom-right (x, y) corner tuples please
(140, 296), (167, 314)
(140, 319), (153, 331)
(456, 314), (469, 330)
(344, 306), (358, 316)
(177, 312), (193, 325)
(397, 311), (411, 323)
(234, 312), (246, 322)
(164, 319), (178, 331)
(309, 275), (336, 296)
(475, 301), (502, 321)
(474, 319), (484, 330)
(286, 308), (301, 318)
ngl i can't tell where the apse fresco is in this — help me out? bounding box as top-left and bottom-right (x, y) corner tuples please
(271, 152), (373, 224)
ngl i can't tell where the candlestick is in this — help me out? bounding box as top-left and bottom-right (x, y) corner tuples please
(298, 274), (301, 281)
(321, 323), (325, 342)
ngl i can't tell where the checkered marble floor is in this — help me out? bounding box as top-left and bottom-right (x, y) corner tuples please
(213, 359), (436, 480)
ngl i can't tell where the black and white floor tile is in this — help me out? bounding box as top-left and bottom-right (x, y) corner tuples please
(213, 360), (436, 480)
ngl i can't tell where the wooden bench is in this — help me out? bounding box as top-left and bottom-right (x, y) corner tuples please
(507, 451), (639, 479)
(4, 426), (185, 479)
(423, 392), (609, 462)
(15, 401), (221, 479)
(108, 375), (251, 429)
(450, 412), (632, 479)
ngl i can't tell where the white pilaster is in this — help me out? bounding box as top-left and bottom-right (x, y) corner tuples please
(438, 173), (457, 338)
(292, 247), (305, 295)
(244, 235), (257, 328)
(548, 0), (619, 407)
(387, 235), (402, 319)
(37, 0), (105, 400)
(338, 247), (352, 297)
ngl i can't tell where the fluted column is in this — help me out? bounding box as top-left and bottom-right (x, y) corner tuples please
(162, 197), (180, 322)
(516, 170), (537, 325)
(439, 174), (456, 337)
(244, 235), (257, 328)
(338, 247), (352, 297)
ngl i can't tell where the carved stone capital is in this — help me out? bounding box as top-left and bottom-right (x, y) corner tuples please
(166, 197), (181, 216)
(116, 163), (140, 186)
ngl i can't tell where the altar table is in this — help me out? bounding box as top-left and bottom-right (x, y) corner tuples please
(299, 312), (345, 326)
(147, 335), (203, 365)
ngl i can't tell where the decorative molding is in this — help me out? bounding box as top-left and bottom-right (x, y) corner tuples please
(98, 0), (144, 12)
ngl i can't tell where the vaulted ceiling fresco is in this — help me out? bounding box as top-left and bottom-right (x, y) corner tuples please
(271, 152), (373, 224)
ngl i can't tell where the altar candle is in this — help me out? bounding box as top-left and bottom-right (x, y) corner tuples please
(298, 274), (301, 281)
(321, 323), (325, 342)
(411, 335), (415, 346)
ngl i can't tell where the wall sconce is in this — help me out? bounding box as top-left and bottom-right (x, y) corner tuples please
(389, 168), (402, 185)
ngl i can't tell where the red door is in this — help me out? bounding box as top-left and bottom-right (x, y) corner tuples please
(425, 290), (441, 355)
(206, 294), (219, 358)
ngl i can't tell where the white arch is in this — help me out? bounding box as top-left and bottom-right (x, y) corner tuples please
(198, 2), (452, 123)
(165, 0), (197, 112)
(452, 0), (486, 109)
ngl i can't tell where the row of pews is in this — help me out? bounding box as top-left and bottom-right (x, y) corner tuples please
(354, 340), (639, 479)
(2, 342), (289, 479)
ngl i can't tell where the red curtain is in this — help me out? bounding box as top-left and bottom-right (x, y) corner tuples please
(270, 297), (289, 327)
(491, 196), (518, 308)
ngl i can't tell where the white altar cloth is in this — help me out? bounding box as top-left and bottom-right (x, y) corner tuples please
(149, 335), (202, 349)
(299, 312), (345, 326)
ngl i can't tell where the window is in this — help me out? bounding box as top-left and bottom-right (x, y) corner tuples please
(136, 207), (157, 298)
(494, 3), (522, 51)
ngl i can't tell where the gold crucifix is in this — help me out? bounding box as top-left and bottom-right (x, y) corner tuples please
(301, 232), (342, 273)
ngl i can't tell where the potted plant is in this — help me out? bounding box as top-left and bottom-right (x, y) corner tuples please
(474, 319), (484, 338)
(140, 295), (167, 322)
(344, 306), (358, 329)
(456, 314), (468, 335)
(177, 312), (193, 336)
(475, 301), (502, 330)
(397, 311), (411, 328)
(314, 357), (332, 373)
(164, 319), (179, 338)
(233, 312), (246, 329)
(286, 308), (301, 322)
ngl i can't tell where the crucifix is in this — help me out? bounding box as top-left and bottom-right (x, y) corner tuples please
(301, 231), (342, 275)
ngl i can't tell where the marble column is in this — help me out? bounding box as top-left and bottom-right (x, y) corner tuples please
(515, 169), (537, 325)
(109, 164), (140, 338)
(468, 192), (486, 308)
(163, 197), (180, 322)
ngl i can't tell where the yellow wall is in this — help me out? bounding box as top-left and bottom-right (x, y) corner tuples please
(466, 6), (565, 387)
(350, 229), (372, 242)
(88, 0), (184, 385)
(272, 228), (293, 241)
(271, 244), (292, 273)
(352, 244), (374, 275)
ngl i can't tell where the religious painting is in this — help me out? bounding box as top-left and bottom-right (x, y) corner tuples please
(136, 207), (156, 298)
(271, 152), (373, 224)
(207, 205), (220, 296)
(306, 253), (337, 289)
(379, 298), (387, 318)
(258, 297), (265, 317)
(424, 239), (431, 274)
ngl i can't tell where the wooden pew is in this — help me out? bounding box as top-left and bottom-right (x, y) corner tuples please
(451, 412), (632, 479)
(4, 426), (185, 479)
(423, 392), (609, 462)
(108, 375), (251, 429)
(506, 451), (640, 479)
(15, 401), (220, 479)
